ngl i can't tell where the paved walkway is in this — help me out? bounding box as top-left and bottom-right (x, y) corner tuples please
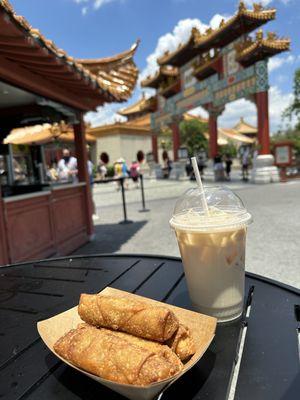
(74, 178), (300, 289)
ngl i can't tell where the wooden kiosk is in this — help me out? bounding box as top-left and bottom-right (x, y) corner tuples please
(0, 1), (138, 264)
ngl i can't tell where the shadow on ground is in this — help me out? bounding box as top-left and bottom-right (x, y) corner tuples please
(72, 221), (147, 255)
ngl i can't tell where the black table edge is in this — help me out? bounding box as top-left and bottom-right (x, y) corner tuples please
(1, 252), (299, 295)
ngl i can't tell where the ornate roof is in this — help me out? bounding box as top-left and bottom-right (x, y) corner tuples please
(234, 117), (257, 135)
(4, 122), (96, 145)
(184, 114), (255, 144)
(77, 41), (140, 101)
(87, 120), (151, 137)
(0, 0), (139, 108)
(236, 30), (290, 66)
(141, 66), (179, 88)
(183, 113), (208, 124)
(157, 31), (200, 67)
(218, 127), (255, 144)
(158, 2), (276, 66)
(118, 95), (157, 117)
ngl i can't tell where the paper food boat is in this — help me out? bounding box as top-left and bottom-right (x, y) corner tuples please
(38, 287), (217, 400)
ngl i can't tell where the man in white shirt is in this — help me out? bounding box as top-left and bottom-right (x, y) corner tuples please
(57, 148), (78, 183)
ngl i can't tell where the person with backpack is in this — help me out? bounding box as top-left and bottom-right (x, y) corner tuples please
(130, 160), (140, 188)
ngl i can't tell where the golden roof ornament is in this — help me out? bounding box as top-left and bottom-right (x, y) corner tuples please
(266, 31), (278, 41)
(191, 27), (202, 44)
(238, 1), (246, 13)
(219, 19), (226, 28)
(253, 3), (264, 12)
(205, 27), (213, 36)
(256, 29), (264, 42)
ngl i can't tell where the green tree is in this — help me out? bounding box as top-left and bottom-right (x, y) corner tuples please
(179, 119), (208, 156)
(218, 142), (237, 158)
(283, 68), (300, 129)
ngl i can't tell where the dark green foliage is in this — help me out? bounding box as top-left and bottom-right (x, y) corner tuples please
(283, 68), (300, 130)
(179, 119), (208, 156)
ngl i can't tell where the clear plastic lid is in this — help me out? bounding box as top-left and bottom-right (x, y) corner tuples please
(170, 186), (252, 232)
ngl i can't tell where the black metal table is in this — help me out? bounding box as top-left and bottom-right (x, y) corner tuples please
(0, 255), (299, 400)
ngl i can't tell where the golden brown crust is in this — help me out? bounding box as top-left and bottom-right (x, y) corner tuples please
(78, 294), (179, 342)
(102, 328), (183, 370)
(166, 324), (196, 361)
(54, 324), (181, 385)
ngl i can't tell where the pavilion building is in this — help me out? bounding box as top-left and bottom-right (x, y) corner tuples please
(234, 117), (257, 139)
(0, 0), (139, 264)
(90, 94), (255, 167)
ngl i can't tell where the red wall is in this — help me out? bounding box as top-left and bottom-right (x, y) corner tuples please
(1, 184), (89, 265)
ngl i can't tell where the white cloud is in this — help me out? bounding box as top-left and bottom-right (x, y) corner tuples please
(93, 0), (121, 9)
(268, 54), (296, 72)
(217, 86), (294, 133)
(81, 6), (88, 15)
(139, 14), (228, 84)
(73, 0), (123, 12)
(219, 98), (257, 129)
(84, 103), (126, 127)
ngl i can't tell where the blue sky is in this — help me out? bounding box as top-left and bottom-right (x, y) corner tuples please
(10, 0), (300, 132)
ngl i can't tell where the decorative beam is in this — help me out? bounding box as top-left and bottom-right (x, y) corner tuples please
(2, 53), (61, 65)
(0, 35), (35, 47)
(0, 55), (99, 111)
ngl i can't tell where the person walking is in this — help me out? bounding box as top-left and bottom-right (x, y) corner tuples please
(224, 153), (233, 181)
(130, 160), (140, 188)
(162, 150), (172, 178)
(214, 153), (224, 181)
(97, 152), (109, 180)
(57, 148), (78, 183)
(197, 149), (207, 178)
(241, 148), (250, 181)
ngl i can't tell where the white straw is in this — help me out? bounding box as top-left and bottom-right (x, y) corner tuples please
(191, 157), (209, 215)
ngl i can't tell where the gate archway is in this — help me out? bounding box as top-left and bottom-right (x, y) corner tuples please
(142, 2), (290, 164)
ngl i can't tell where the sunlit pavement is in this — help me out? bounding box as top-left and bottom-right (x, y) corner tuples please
(77, 177), (300, 289)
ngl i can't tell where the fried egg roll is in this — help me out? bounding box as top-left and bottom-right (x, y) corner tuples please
(78, 294), (179, 342)
(166, 324), (196, 361)
(54, 324), (181, 385)
(103, 328), (183, 369)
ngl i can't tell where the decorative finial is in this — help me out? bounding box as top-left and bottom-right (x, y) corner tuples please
(266, 31), (277, 41)
(192, 27), (202, 44)
(253, 3), (263, 12)
(239, 1), (246, 13)
(256, 29), (263, 41)
(191, 27), (201, 37)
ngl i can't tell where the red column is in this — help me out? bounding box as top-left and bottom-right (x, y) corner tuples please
(256, 91), (270, 155)
(170, 122), (180, 161)
(151, 134), (158, 162)
(73, 114), (94, 236)
(0, 186), (9, 265)
(209, 113), (218, 159)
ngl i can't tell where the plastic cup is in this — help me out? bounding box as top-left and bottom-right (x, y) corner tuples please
(170, 186), (252, 322)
